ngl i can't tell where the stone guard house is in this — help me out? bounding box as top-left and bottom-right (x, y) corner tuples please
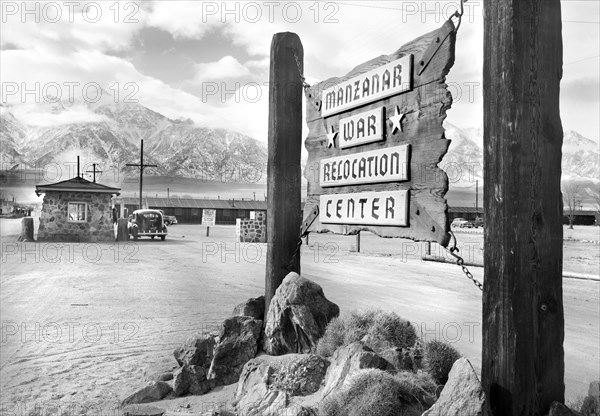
(35, 176), (121, 242)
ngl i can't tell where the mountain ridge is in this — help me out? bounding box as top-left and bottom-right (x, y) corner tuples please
(1, 103), (598, 188)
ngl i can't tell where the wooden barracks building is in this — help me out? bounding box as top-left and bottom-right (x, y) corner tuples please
(111, 197), (597, 226)
(114, 196), (267, 225)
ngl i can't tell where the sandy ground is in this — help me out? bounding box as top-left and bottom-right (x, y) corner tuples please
(1, 219), (598, 415)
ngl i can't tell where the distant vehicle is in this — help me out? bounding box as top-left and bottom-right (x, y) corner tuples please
(128, 209), (168, 241)
(451, 218), (471, 228)
(156, 210), (177, 225)
(164, 215), (178, 226)
(474, 217), (484, 228)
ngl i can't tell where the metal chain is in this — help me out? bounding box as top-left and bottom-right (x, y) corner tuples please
(446, 231), (484, 292)
(286, 236), (303, 272)
(292, 48), (311, 90)
(452, 0), (467, 32)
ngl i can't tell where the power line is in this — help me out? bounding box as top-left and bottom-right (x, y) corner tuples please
(334, 1), (599, 23)
(563, 20), (600, 24)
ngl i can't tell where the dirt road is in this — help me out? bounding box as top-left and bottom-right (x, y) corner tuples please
(1, 220), (598, 413)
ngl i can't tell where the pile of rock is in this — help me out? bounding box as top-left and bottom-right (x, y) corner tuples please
(123, 271), (569, 416)
(121, 273), (339, 414)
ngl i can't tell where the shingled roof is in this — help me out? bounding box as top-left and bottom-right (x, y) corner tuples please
(120, 196), (266, 210)
(35, 176), (121, 196)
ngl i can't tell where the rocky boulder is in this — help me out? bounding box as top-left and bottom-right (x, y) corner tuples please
(271, 354), (328, 396)
(547, 402), (581, 416)
(173, 364), (213, 396)
(321, 342), (389, 398)
(237, 385), (288, 416)
(233, 296), (265, 320)
(207, 316), (262, 385)
(422, 357), (488, 416)
(581, 380), (599, 416)
(361, 334), (413, 372)
(122, 404), (165, 416)
(263, 272), (339, 355)
(143, 357), (178, 382)
(121, 381), (172, 406)
(173, 334), (216, 368)
(235, 354), (327, 416)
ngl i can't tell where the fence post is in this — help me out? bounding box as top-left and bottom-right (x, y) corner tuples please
(21, 217), (34, 241)
(116, 218), (129, 241)
(265, 32), (304, 316)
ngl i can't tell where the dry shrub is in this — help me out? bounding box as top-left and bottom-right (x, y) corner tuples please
(422, 339), (461, 385)
(316, 309), (417, 357)
(318, 369), (437, 416)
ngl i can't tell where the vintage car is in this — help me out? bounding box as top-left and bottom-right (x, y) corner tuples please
(128, 209), (168, 241)
(157, 210), (178, 225)
(451, 217), (472, 228)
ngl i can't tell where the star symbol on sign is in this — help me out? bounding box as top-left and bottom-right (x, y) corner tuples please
(389, 106), (405, 134)
(326, 125), (337, 148)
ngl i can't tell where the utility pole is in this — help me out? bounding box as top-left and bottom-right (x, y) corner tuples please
(126, 140), (157, 210)
(85, 163), (103, 183)
(483, 1), (564, 415)
(475, 179), (479, 213)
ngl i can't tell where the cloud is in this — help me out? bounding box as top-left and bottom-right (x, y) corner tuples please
(145, 1), (219, 39)
(10, 104), (111, 127)
(0, 1), (145, 53)
(1, 0), (598, 143)
(192, 56), (252, 81)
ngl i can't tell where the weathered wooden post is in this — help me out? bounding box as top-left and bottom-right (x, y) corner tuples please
(265, 32), (303, 314)
(21, 217), (34, 241)
(483, 1), (564, 415)
(206, 226), (210, 237)
(356, 232), (361, 253)
(116, 218), (129, 241)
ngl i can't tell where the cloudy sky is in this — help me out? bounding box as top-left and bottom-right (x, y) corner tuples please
(1, 0), (599, 142)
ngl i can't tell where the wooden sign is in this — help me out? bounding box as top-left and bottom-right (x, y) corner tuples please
(322, 55), (413, 117)
(339, 107), (385, 149)
(304, 24), (456, 246)
(320, 145), (409, 187)
(320, 190), (408, 226)
(202, 209), (216, 226)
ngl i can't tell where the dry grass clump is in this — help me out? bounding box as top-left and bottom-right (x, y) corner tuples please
(316, 309), (417, 357)
(422, 339), (461, 385)
(318, 369), (437, 416)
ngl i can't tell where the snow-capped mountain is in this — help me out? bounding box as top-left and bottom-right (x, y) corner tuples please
(562, 130), (600, 181)
(1, 101), (597, 189)
(0, 101), (267, 184)
(442, 122), (599, 186)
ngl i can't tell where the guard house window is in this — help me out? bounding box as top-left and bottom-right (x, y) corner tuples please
(68, 202), (87, 222)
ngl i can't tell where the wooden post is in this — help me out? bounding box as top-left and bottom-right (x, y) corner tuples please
(116, 218), (129, 241)
(483, 2), (564, 415)
(21, 217), (34, 241)
(356, 232), (361, 253)
(206, 226), (210, 237)
(265, 32), (303, 315)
